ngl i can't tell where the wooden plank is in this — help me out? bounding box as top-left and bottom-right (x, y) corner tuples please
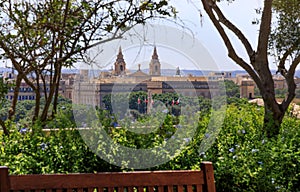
(196, 185), (202, 192)
(8, 170), (205, 190)
(148, 186), (154, 192)
(118, 186), (125, 192)
(0, 166), (10, 192)
(187, 185), (193, 192)
(167, 186), (173, 192)
(177, 185), (184, 192)
(108, 187), (114, 192)
(200, 162), (216, 192)
(128, 186), (134, 192)
(98, 187), (104, 192)
(138, 186), (144, 192)
(4, 163), (215, 192)
(157, 186), (164, 192)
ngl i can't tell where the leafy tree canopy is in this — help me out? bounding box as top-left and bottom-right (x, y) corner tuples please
(0, 0), (175, 135)
(200, 0), (300, 137)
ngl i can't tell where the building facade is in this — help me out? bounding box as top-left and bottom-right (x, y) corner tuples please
(72, 46), (224, 106)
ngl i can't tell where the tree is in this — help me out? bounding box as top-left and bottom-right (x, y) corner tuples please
(200, 0), (300, 137)
(0, 75), (12, 135)
(224, 80), (240, 98)
(0, 0), (175, 134)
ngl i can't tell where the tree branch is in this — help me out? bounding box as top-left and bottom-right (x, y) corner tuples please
(256, 0), (273, 60)
(280, 54), (300, 111)
(0, 119), (8, 136)
(211, 3), (255, 62)
(201, 0), (262, 89)
(277, 39), (300, 77)
(288, 54), (300, 79)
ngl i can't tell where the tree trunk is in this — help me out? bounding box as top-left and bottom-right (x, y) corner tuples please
(199, 0), (298, 138)
(40, 70), (57, 122)
(33, 90), (41, 123)
(0, 120), (8, 136)
(52, 64), (62, 118)
(263, 99), (285, 138)
(260, 75), (286, 138)
(33, 73), (41, 122)
(8, 74), (22, 120)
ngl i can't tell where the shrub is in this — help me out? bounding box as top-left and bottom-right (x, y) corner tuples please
(1, 101), (300, 191)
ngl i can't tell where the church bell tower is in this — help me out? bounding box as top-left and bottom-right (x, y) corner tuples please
(149, 46), (161, 76)
(114, 47), (126, 76)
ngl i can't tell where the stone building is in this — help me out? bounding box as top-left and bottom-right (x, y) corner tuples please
(59, 73), (76, 100)
(72, 46), (223, 106)
(240, 79), (255, 99)
(149, 47), (161, 76)
(2, 70), (76, 101)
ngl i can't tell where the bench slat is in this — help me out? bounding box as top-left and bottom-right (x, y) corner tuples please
(196, 185), (202, 192)
(187, 185), (193, 192)
(177, 185), (184, 192)
(87, 187), (95, 192)
(158, 186), (164, 192)
(128, 186), (134, 192)
(148, 186), (154, 192)
(0, 162), (215, 192)
(108, 187), (114, 192)
(138, 186), (144, 192)
(8, 170), (204, 190)
(98, 187), (104, 192)
(119, 186), (125, 192)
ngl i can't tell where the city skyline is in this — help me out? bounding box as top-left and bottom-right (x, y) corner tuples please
(0, 0), (297, 72)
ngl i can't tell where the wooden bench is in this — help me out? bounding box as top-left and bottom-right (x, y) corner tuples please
(0, 162), (215, 192)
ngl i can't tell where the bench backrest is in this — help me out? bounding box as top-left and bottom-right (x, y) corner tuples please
(0, 162), (215, 192)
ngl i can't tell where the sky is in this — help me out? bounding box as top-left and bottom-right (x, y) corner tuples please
(175, 0), (262, 70)
(1, 0), (283, 72)
(165, 0), (265, 71)
(82, 0), (267, 72)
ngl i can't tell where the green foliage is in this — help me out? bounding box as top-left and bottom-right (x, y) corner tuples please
(224, 80), (240, 98)
(0, 0), (175, 124)
(270, 0), (300, 56)
(275, 88), (288, 98)
(199, 103), (300, 191)
(103, 91), (210, 117)
(1, 100), (300, 191)
(0, 111), (119, 174)
(0, 76), (12, 107)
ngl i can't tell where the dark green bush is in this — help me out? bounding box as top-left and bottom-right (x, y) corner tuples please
(1, 101), (300, 191)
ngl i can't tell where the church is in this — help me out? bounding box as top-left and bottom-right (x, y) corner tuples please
(99, 46), (162, 80)
(72, 46), (221, 106)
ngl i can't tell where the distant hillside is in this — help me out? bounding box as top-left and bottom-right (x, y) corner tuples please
(2, 67), (300, 78)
